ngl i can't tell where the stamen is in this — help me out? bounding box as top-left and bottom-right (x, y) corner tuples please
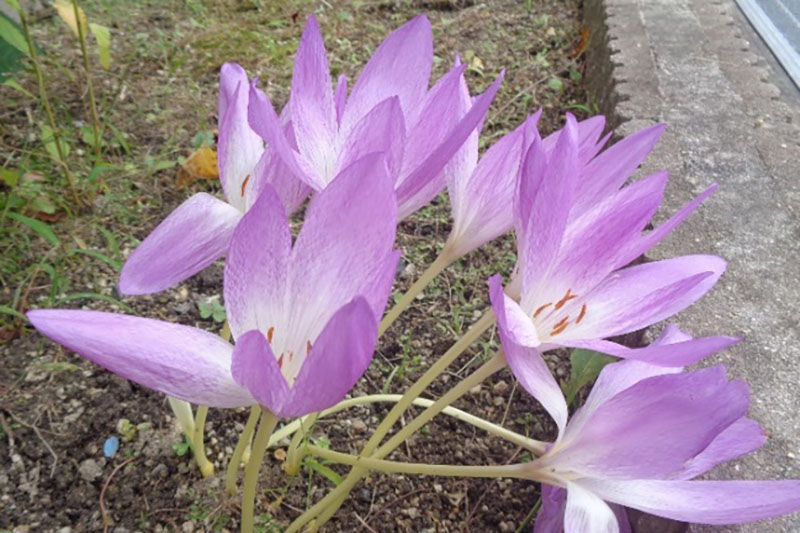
(306, 340), (313, 354)
(553, 316), (570, 330)
(554, 288), (578, 310)
(533, 302), (552, 318)
(240, 174), (251, 197)
(575, 304), (587, 324)
(277, 353), (285, 369)
(267, 326), (274, 344)
(550, 322), (570, 337)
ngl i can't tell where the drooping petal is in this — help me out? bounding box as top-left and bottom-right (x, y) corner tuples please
(281, 298), (378, 417)
(534, 485), (568, 533)
(397, 71), (504, 219)
(564, 482), (620, 533)
(291, 15), (338, 181)
(248, 81), (325, 190)
(547, 367), (749, 480)
(288, 153), (397, 346)
(582, 478), (800, 525)
(224, 185), (291, 341)
(218, 63), (264, 210)
(561, 255), (726, 340)
(119, 193), (242, 295)
(676, 417), (766, 479)
(573, 124), (667, 212)
(342, 14), (432, 133)
(27, 310), (253, 408)
(338, 96), (406, 179)
(490, 276), (568, 437)
(230, 329), (290, 413)
(562, 334), (740, 367)
(249, 121), (310, 213)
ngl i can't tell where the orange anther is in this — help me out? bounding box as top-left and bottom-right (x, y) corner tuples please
(267, 326), (274, 343)
(576, 304), (587, 324)
(553, 316), (570, 330)
(241, 174), (251, 197)
(306, 340), (313, 354)
(277, 353), (285, 369)
(550, 322), (570, 337)
(533, 302), (552, 318)
(554, 288), (578, 310)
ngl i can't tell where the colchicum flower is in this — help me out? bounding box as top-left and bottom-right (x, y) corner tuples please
(248, 14), (503, 221)
(119, 62), (308, 295)
(28, 154), (398, 418)
(520, 326), (800, 532)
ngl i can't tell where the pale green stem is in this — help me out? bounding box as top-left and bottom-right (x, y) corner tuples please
(378, 248), (454, 337)
(286, 352), (505, 532)
(306, 444), (529, 479)
(167, 396), (195, 437)
(241, 408), (278, 533)
(192, 405), (214, 478)
(71, 0), (102, 160)
(285, 411), (318, 476)
(225, 405), (261, 496)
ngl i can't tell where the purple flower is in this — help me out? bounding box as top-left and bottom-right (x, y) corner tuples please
(247, 15), (503, 221)
(523, 327), (800, 531)
(118, 63), (309, 295)
(28, 154), (399, 418)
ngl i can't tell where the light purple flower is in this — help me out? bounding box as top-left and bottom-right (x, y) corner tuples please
(118, 63), (309, 295)
(521, 327), (800, 532)
(247, 14), (504, 221)
(28, 154), (398, 418)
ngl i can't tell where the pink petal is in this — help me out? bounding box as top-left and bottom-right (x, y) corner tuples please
(334, 74), (347, 126)
(583, 478), (800, 525)
(339, 96), (406, 179)
(224, 185), (291, 341)
(534, 485), (568, 533)
(563, 334), (740, 367)
(218, 63), (264, 210)
(230, 329), (290, 413)
(27, 310), (253, 408)
(342, 14), (432, 133)
(249, 121), (310, 214)
(291, 15), (338, 181)
(676, 417), (766, 479)
(119, 193), (242, 295)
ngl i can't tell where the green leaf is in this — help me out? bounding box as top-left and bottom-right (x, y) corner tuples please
(305, 458), (343, 486)
(0, 11), (30, 57)
(56, 292), (135, 313)
(97, 225), (120, 263)
(6, 0), (22, 13)
(6, 212), (59, 246)
(40, 124), (69, 162)
(0, 304), (26, 320)
(107, 123), (130, 154)
(29, 196), (56, 214)
(88, 23), (111, 70)
(564, 348), (616, 404)
(546, 77), (564, 92)
(569, 69), (582, 82)
(0, 168), (20, 187)
(69, 248), (122, 271)
(3, 77), (35, 98)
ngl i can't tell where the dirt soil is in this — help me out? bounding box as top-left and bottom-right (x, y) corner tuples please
(1, 0), (598, 531)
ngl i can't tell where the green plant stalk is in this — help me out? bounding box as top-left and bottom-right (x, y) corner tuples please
(285, 412), (318, 476)
(305, 444), (529, 479)
(241, 408), (278, 533)
(18, 6), (81, 205)
(378, 248), (454, 336)
(71, 0), (102, 161)
(286, 351), (505, 532)
(515, 496), (542, 533)
(192, 405), (214, 478)
(225, 405), (261, 496)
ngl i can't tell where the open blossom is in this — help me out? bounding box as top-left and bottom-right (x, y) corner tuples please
(519, 326), (800, 532)
(248, 14), (503, 221)
(118, 62), (308, 295)
(28, 154), (398, 418)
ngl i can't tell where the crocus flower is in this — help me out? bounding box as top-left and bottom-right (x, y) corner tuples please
(248, 14), (504, 221)
(118, 63), (308, 295)
(520, 329), (800, 532)
(28, 154), (398, 418)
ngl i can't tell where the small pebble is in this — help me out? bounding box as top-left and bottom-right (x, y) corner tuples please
(351, 419), (367, 433)
(78, 459), (103, 482)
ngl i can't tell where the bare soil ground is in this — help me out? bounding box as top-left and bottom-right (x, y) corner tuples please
(1, 0), (593, 530)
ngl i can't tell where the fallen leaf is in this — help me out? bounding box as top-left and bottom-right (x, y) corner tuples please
(176, 146), (218, 186)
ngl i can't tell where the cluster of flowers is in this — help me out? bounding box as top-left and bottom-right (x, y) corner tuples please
(28, 13), (800, 532)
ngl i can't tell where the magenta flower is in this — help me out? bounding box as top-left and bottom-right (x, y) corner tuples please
(28, 154), (398, 418)
(119, 63), (308, 295)
(524, 329), (800, 531)
(248, 14), (503, 221)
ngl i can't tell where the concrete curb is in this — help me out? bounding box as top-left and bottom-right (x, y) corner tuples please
(583, 1), (800, 532)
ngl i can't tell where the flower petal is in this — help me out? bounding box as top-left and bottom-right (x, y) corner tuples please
(334, 74), (347, 126)
(583, 478), (800, 525)
(281, 297), (378, 417)
(490, 276), (568, 437)
(564, 482), (620, 533)
(339, 96), (406, 180)
(224, 185), (291, 341)
(249, 122), (310, 214)
(230, 329), (290, 413)
(342, 14), (432, 132)
(291, 15), (338, 181)
(676, 417), (766, 479)
(562, 334), (740, 367)
(534, 485), (568, 533)
(288, 153), (397, 345)
(218, 63), (264, 210)
(27, 309), (253, 408)
(119, 193), (242, 295)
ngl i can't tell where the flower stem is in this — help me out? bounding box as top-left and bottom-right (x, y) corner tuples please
(306, 444), (529, 479)
(225, 405), (261, 495)
(192, 405), (214, 478)
(71, 0), (102, 161)
(241, 408), (278, 533)
(378, 249), (454, 337)
(286, 351), (505, 532)
(285, 411), (318, 476)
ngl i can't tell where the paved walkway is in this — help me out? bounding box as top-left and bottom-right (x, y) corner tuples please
(585, 0), (800, 531)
